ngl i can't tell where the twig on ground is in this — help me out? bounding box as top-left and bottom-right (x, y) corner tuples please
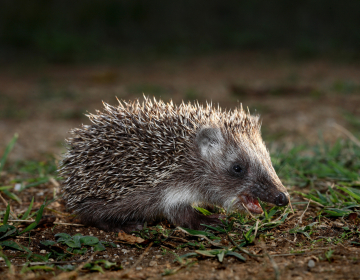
(266, 252), (280, 280)
(241, 203), (256, 219)
(44, 208), (74, 217)
(49, 177), (60, 188)
(15, 236), (33, 239)
(303, 198), (324, 208)
(331, 122), (360, 148)
(282, 238), (297, 245)
(298, 200), (311, 225)
(253, 220), (259, 239)
(288, 198), (295, 214)
(54, 252), (97, 280)
(119, 241), (154, 278)
(1, 260), (88, 267)
(7, 220), (84, 227)
(270, 253), (305, 257)
(176, 227), (225, 248)
(54, 222), (84, 226)
(168, 235), (190, 243)
(7, 219), (35, 223)
(259, 241), (280, 280)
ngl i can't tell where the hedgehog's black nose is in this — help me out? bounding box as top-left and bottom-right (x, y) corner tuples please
(275, 192), (288, 206)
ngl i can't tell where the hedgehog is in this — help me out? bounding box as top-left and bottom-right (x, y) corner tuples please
(60, 96), (289, 232)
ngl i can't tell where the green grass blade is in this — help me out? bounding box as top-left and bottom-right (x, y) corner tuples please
(0, 251), (13, 274)
(226, 251), (246, 261)
(22, 178), (49, 191)
(258, 198), (268, 220)
(0, 134), (18, 174)
(337, 186), (360, 201)
(193, 206), (212, 216)
(21, 197), (34, 220)
(2, 189), (21, 203)
(3, 204), (11, 225)
(19, 203), (45, 234)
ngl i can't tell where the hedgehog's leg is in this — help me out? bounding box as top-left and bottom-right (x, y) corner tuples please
(117, 221), (144, 233)
(85, 219), (144, 233)
(169, 205), (224, 230)
(73, 199), (147, 233)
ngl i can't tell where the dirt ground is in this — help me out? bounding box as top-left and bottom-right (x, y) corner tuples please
(1, 52), (360, 279)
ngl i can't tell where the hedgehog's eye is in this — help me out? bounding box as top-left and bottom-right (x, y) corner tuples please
(232, 164), (243, 173)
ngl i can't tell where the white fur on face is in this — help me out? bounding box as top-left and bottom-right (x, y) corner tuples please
(223, 196), (239, 212)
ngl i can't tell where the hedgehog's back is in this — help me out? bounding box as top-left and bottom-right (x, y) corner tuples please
(60, 97), (260, 208)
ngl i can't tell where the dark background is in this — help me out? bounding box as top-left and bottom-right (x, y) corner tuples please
(1, 0), (360, 160)
(1, 0), (360, 63)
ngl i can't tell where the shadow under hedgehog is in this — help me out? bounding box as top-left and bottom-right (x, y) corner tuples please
(59, 96), (289, 232)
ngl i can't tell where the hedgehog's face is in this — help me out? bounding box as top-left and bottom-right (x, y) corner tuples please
(196, 126), (289, 214)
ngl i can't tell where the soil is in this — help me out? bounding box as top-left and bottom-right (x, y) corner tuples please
(0, 51), (360, 279)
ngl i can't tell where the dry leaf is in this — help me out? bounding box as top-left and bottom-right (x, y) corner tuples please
(118, 231), (145, 244)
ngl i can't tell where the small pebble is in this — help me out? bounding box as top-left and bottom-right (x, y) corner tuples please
(14, 183), (22, 191)
(49, 259), (54, 262)
(155, 255), (162, 259)
(136, 267), (142, 271)
(149, 261), (157, 267)
(0, 257), (4, 262)
(40, 250), (47, 254)
(308, 259), (315, 269)
(117, 245), (120, 248)
(121, 249), (129, 254)
(103, 255), (109, 258)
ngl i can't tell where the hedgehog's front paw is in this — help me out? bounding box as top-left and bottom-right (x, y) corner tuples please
(107, 221), (144, 233)
(120, 222), (144, 233)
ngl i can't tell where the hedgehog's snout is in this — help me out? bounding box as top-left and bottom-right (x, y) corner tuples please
(274, 192), (289, 206)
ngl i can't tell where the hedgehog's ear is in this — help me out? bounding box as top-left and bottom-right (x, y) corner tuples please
(196, 127), (224, 158)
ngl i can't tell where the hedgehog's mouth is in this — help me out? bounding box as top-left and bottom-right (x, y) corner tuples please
(239, 195), (263, 214)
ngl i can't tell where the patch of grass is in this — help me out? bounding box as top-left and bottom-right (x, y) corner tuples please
(0, 96), (28, 120)
(6, 155), (59, 194)
(332, 80), (359, 94)
(343, 111), (360, 131)
(183, 88), (201, 102)
(272, 139), (360, 188)
(296, 185), (360, 218)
